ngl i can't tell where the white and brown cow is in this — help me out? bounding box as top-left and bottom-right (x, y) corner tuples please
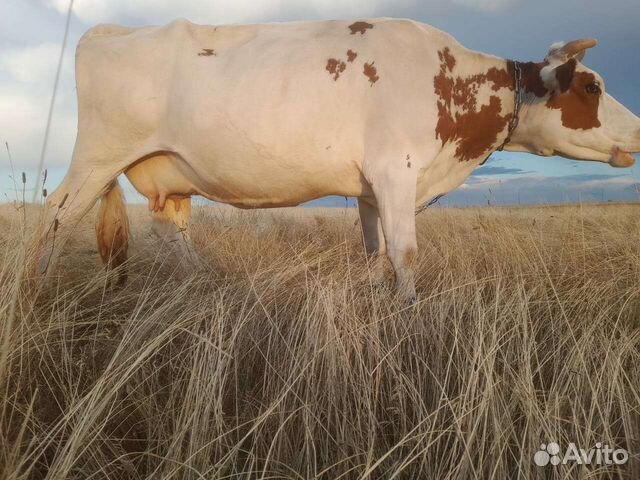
(39, 18), (640, 301)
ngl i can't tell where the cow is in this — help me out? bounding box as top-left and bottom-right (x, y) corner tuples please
(38, 18), (640, 303)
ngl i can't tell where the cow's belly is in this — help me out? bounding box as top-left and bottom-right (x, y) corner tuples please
(125, 152), (367, 210)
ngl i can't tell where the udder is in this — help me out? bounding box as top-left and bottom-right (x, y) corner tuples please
(125, 154), (199, 212)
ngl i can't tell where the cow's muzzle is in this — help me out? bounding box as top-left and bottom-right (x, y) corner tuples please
(610, 147), (636, 168)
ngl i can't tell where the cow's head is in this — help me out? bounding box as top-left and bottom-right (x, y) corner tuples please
(506, 39), (640, 168)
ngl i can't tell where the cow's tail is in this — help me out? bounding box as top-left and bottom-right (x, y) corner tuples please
(96, 179), (130, 283)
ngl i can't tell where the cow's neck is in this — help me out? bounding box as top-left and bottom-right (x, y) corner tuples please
(434, 48), (518, 163)
(501, 61), (552, 155)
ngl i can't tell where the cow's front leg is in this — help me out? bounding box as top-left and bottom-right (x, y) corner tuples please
(366, 161), (418, 304)
(379, 200), (417, 304)
(357, 198), (387, 285)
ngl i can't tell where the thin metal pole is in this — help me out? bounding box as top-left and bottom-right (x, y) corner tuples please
(32, 0), (75, 203)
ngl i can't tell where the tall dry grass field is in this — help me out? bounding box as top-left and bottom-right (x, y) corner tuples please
(0, 202), (639, 479)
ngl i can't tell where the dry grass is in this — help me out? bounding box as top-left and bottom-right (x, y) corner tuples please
(0, 202), (639, 479)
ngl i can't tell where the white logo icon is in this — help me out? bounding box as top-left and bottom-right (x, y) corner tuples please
(534, 441), (628, 467)
(534, 442), (561, 466)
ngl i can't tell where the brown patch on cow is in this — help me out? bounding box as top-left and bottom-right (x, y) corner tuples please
(546, 70), (601, 130)
(438, 48), (456, 72)
(326, 58), (347, 80)
(434, 48), (515, 161)
(198, 48), (216, 56)
(363, 62), (379, 85)
(347, 49), (358, 62)
(407, 161), (411, 168)
(349, 21), (373, 35)
(485, 67), (514, 92)
(519, 61), (549, 97)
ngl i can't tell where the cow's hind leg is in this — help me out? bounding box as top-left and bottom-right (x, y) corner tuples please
(95, 179), (130, 285)
(357, 199), (387, 285)
(38, 168), (121, 278)
(150, 197), (199, 267)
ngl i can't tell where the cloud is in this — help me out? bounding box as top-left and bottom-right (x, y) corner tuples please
(557, 173), (622, 182)
(0, 43), (73, 84)
(43, 0), (529, 26)
(0, 85), (77, 168)
(472, 165), (529, 176)
(47, 0), (415, 24)
(451, 0), (517, 12)
(0, 41), (77, 172)
(0, 79), (76, 173)
(446, 174), (640, 205)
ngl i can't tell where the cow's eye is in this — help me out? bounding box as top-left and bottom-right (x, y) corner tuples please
(585, 82), (601, 95)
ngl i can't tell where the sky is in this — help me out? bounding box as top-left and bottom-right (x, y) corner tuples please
(1, 0), (639, 207)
